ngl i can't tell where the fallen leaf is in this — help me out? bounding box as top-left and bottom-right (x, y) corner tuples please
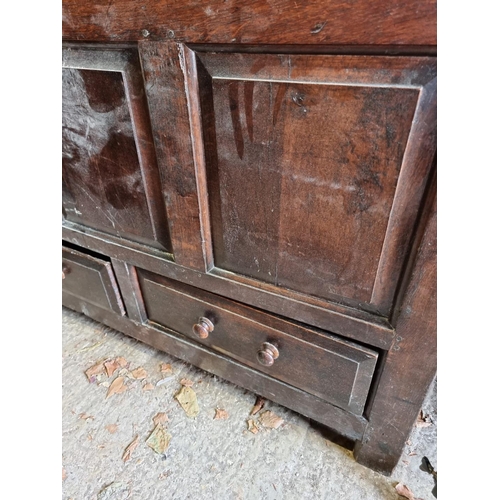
(122, 435), (139, 462)
(247, 419), (259, 434)
(85, 360), (107, 382)
(180, 378), (194, 387)
(214, 408), (229, 420)
(259, 411), (284, 429)
(78, 413), (94, 421)
(106, 377), (127, 399)
(415, 409), (433, 428)
(105, 424), (118, 434)
(153, 412), (169, 426)
(104, 359), (122, 377)
(87, 433), (93, 441)
(146, 425), (172, 454)
(62, 467), (67, 481)
(158, 470), (171, 480)
(143, 382), (154, 391)
(250, 396), (266, 416)
(131, 367), (148, 380)
(97, 481), (129, 500)
(395, 482), (424, 500)
(175, 386), (199, 418)
(159, 363), (173, 374)
(116, 357), (128, 368)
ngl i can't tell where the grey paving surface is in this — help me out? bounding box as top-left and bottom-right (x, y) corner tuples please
(62, 307), (437, 500)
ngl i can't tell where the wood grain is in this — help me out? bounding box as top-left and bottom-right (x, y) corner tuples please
(62, 0), (436, 46)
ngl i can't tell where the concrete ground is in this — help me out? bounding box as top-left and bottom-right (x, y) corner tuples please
(62, 307), (437, 500)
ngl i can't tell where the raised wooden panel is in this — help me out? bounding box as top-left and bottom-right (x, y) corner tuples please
(62, 46), (172, 253)
(192, 52), (436, 315)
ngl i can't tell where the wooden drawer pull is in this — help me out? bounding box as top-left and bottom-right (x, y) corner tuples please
(257, 342), (279, 367)
(192, 317), (214, 339)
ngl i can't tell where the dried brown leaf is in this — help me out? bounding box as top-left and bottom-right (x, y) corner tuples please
(62, 467), (67, 481)
(152, 412), (169, 426)
(85, 360), (107, 382)
(415, 410), (432, 428)
(175, 386), (200, 418)
(247, 419), (259, 434)
(104, 359), (121, 377)
(214, 408), (229, 420)
(146, 425), (172, 454)
(395, 482), (423, 500)
(116, 357), (128, 368)
(180, 378), (194, 387)
(143, 382), (154, 391)
(259, 410), (284, 429)
(159, 363), (173, 374)
(130, 367), (148, 380)
(106, 376), (127, 399)
(78, 413), (94, 421)
(122, 435), (139, 462)
(250, 396), (266, 416)
(158, 470), (171, 480)
(105, 424), (118, 434)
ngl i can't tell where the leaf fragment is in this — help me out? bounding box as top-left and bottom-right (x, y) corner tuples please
(259, 410), (284, 429)
(159, 363), (173, 374)
(214, 408), (229, 420)
(142, 382), (154, 391)
(415, 409), (433, 428)
(395, 482), (424, 500)
(85, 360), (107, 382)
(104, 358), (125, 377)
(175, 386), (200, 418)
(146, 425), (172, 454)
(79, 413), (94, 421)
(247, 419), (259, 434)
(122, 434), (139, 462)
(180, 378), (194, 387)
(152, 412), (169, 426)
(130, 367), (148, 380)
(62, 467), (67, 481)
(250, 396), (266, 416)
(106, 376), (127, 399)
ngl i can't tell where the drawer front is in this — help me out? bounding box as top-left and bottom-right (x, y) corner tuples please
(138, 270), (378, 415)
(62, 247), (125, 315)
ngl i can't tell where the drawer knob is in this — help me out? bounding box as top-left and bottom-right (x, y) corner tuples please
(62, 264), (70, 279)
(192, 317), (214, 339)
(257, 342), (279, 367)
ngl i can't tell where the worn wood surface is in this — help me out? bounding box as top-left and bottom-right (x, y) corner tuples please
(138, 42), (211, 270)
(62, 0), (436, 46)
(63, 222), (395, 350)
(353, 176), (437, 474)
(196, 52), (436, 313)
(62, 246), (125, 315)
(62, 300), (367, 441)
(62, 46), (171, 252)
(138, 269), (378, 415)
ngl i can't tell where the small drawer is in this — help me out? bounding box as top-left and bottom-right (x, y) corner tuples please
(138, 270), (378, 415)
(62, 246), (125, 315)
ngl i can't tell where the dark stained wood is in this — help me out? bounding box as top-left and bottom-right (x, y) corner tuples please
(62, 0), (436, 46)
(62, 246), (125, 315)
(138, 41), (211, 270)
(62, 46), (172, 252)
(110, 258), (148, 323)
(195, 52), (436, 313)
(62, 222), (395, 350)
(138, 269), (379, 415)
(62, 301), (367, 441)
(353, 178), (436, 474)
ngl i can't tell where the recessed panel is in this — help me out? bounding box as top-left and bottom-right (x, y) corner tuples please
(62, 47), (171, 252)
(203, 74), (418, 304)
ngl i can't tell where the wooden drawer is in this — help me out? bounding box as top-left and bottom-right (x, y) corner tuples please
(62, 246), (125, 315)
(138, 270), (378, 415)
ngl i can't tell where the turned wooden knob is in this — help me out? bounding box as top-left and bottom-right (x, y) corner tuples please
(192, 317), (214, 339)
(257, 342), (279, 366)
